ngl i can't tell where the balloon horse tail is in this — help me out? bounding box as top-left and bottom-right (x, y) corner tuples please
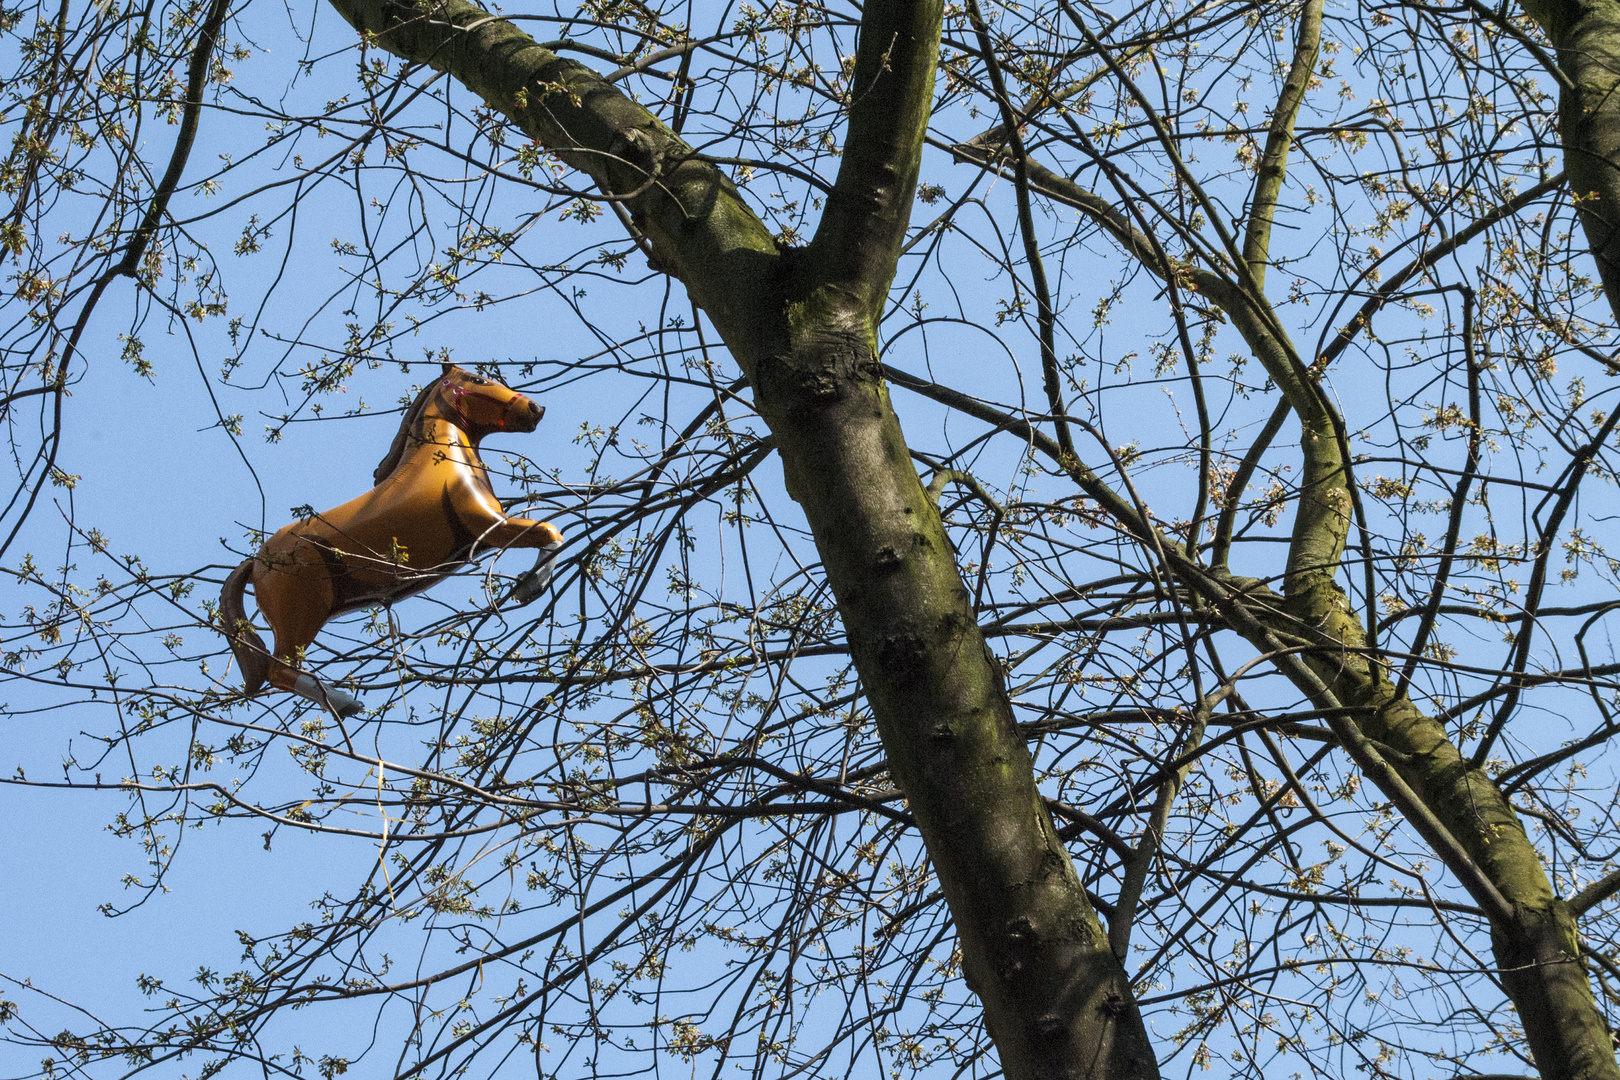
(220, 557), (269, 695)
(219, 552), (365, 719)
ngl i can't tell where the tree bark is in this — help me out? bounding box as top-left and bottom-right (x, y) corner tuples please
(1519, 0), (1620, 308)
(322, 0), (1161, 1074)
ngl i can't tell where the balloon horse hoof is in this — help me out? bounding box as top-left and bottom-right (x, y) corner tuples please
(219, 364), (564, 715)
(509, 541), (563, 607)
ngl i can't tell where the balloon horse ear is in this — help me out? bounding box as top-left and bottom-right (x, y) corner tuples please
(441, 361), (454, 375)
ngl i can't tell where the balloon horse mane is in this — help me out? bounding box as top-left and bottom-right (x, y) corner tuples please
(220, 364), (563, 717)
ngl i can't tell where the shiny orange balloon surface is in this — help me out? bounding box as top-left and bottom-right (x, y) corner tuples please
(219, 365), (562, 715)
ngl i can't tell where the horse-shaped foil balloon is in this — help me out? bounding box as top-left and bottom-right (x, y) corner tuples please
(220, 364), (564, 716)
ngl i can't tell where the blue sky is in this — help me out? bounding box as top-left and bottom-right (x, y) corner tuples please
(2, 0), (1615, 1076)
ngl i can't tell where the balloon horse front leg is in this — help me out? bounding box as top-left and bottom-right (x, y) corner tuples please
(509, 539), (564, 606)
(218, 365), (564, 716)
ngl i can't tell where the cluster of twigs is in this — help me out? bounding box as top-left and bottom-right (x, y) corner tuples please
(2, 0), (1619, 1076)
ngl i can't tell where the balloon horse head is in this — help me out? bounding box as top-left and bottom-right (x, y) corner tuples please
(220, 364), (563, 716)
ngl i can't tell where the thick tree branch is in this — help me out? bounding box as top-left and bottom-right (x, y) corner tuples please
(326, 0), (781, 354)
(1518, 0), (1620, 317)
(887, 360), (1619, 1080)
(1241, 0), (1322, 292)
(805, 0), (942, 316)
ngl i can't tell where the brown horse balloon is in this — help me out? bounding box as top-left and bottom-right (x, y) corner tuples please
(220, 364), (563, 716)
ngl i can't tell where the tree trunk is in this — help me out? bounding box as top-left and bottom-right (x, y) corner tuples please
(322, 0), (1161, 1073)
(751, 283), (1158, 1079)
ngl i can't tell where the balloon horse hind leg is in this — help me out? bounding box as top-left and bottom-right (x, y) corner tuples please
(288, 672), (362, 718)
(255, 555), (363, 718)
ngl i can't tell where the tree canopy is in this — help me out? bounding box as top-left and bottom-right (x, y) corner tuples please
(5, 0), (1620, 1076)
